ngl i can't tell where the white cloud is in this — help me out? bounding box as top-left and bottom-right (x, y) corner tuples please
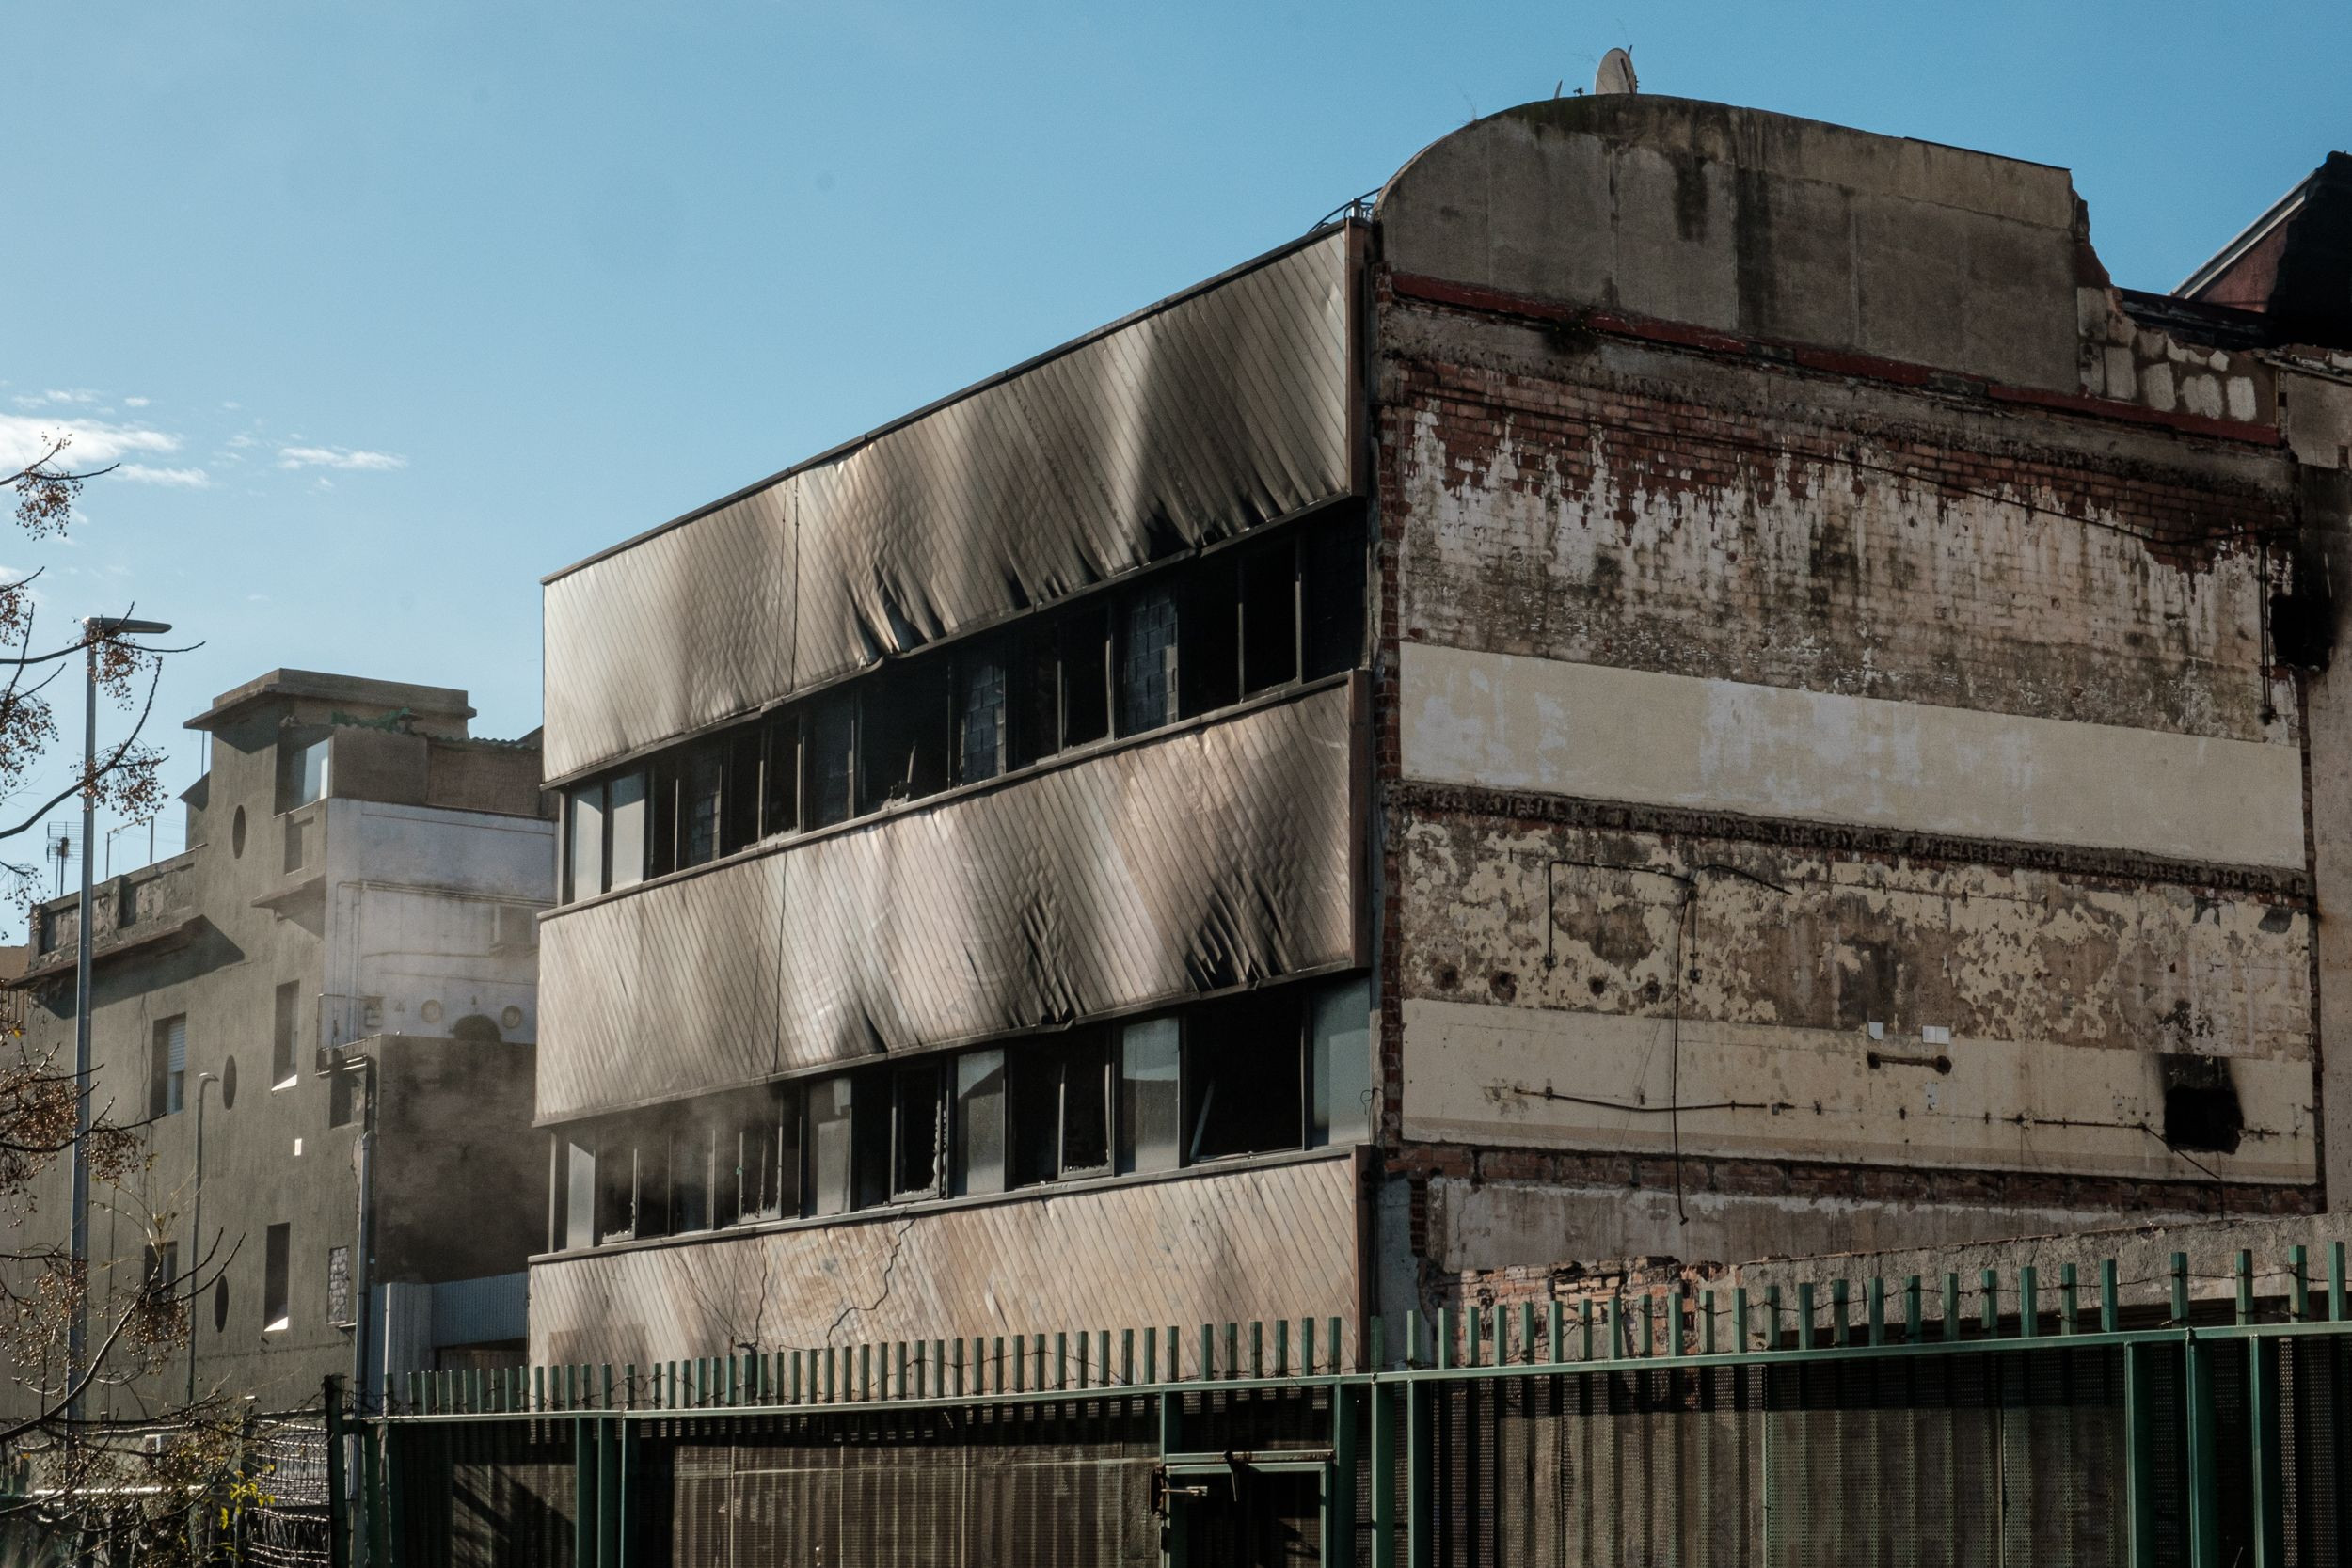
(122, 396), (150, 409)
(11, 388), (100, 410)
(0, 413), (183, 471)
(278, 445), (405, 472)
(119, 464), (211, 489)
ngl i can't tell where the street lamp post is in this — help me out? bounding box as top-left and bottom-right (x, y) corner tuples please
(66, 613), (171, 1426)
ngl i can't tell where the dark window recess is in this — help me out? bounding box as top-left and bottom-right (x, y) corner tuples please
(893, 1061), (945, 1198)
(1010, 628), (1059, 769)
(2162, 1054), (2245, 1154)
(1182, 558), (1240, 717)
(1185, 994), (1305, 1164)
(1009, 1033), (1109, 1185)
(722, 732), (762, 856)
(1059, 609), (1111, 750)
(262, 1223), (291, 1331)
(328, 1068), (361, 1130)
(648, 765), (680, 877)
(762, 715), (801, 840)
(150, 1016), (187, 1118)
(680, 746), (723, 868)
(1117, 587), (1181, 735)
(1239, 541), (1299, 695)
(272, 983), (300, 1088)
(596, 1140), (641, 1244)
(807, 1077), (854, 1217)
(806, 695), (855, 829)
(142, 1242), (178, 1305)
(1301, 518), (1368, 680)
(956, 646), (1009, 784)
(860, 663), (950, 814)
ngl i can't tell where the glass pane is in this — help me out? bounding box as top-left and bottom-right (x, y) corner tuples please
(1310, 978), (1374, 1145)
(566, 783), (604, 901)
(777, 1085), (803, 1218)
(682, 747), (723, 867)
(722, 733), (761, 855)
(1119, 1018), (1182, 1174)
(957, 650), (1008, 784)
(565, 1141), (596, 1249)
(762, 716), (801, 837)
(894, 1063), (944, 1197)
(297, 738), (331, 806)
(607, 772), (645, 889)
(1060, 1033), (1109, 1174)
(808, 1078), (853, 1217)
(1117, 587), (1180, 736)
(669, 1119), (709, 1233)
(807, 696), (855, 828)
(1011, 628), (1058, 768)
(953, 1050), (1006, 1196)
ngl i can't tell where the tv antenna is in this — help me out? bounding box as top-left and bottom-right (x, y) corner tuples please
(45, 822), (72, 898)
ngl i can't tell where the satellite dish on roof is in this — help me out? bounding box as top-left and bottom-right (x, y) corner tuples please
(1595, 48), (1638, 95)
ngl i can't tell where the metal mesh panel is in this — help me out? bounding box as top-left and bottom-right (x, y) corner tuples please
(2280, 1336), (2349, 1567)
(413, 1420), (579, 1568)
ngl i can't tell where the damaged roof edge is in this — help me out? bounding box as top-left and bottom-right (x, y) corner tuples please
(542, 219), (1367, 588)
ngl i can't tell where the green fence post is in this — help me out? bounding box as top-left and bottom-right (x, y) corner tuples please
(616, 1411), (638, 1568)
(1224, 1324), (1239, 1382)
(1703, 1291), (1718, 1355)
(1435, 1309), (1453, 1371)
(1328, 1316), (1343, 1375)
(1549, 1300), (1566, 1365)
(2249, 1324), (2283, 1568)
(2102, 1259), (2121, 1334)
(1327, 1375), (1359, 1568)
(1795, 1284), (1815, 1351)
(1904, 1275), (1922, 1343)
(364, 1423), (390, 1568)
(1731, 1289), (1747, 1354)
(1829, 1280), (1848, 1348)
(2185, 1325), (2218, 1568)
(2059, 1264), (2077, 1336)
(1672, 1285), (1689, 1357)
(1140, 1328), (1154, 1387)
(1518, 1301), (1535, 1365)
(2330, 1242), (2347, 1322)
(2123, 1339), (2157, 1568)
(2288, 1246), (2309, 1322)
(1944, 1274), (1962, 1341)
(1867, 1277), (1884, 1348)
(1981, 1270), (2000, 1338)
(2171, 1252), (2191, 1326)
(1465, 1305), (1481, 1368)
(1581, 1298), (1596, 1360)
(2234, 1251), (2254, 1325)
(1158, 1388), (1185, 1568)
(596, 1413), (619, 1568)
(573, 1415), (596, 1568)
(1406, 1349), (1431, 1568)
(2020, 1267), (2039, 1338)
(1371, 1363), (1397, 1565)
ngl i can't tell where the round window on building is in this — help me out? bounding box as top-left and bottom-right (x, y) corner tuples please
(419, 999), (443, 1027)
(500, 1006), (524, 1032)
(231, 806), (246, 858)
(221, 1056), (238, 1110)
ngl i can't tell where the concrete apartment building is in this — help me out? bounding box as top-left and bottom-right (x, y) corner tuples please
(530, 86), (2352, 1362)
(2, 671), (556, 1422)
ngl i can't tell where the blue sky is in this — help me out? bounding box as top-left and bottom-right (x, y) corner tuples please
(5, 0), (2345, 917)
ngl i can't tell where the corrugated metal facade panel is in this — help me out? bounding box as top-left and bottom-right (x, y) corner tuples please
(529, 1150), (1361, 1367)
(537, 683), (1359, 1122)
(543, 230), (1360, 783)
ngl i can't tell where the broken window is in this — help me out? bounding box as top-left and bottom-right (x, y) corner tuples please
(1181, 556), (1241, 717)
(952, 1049), (1007, 1196)
(852, 1069), (893, 1211)
(956, 645), (1009, 784)
(150, 1015), (186, 1118)
(806, 694), (855, 830)
(1059, 608), (1111, 750)
(1009, 1033), (1110, 1185)
(607, 769), (647, 889)
(722, 732), (762, 856)
(262, 1223), (291, 1332)
(1301, 515), (1367, 680)
(1185, 994), (1304, 1164)
(2162, 1053), (2245, 1154)
(1010, 626), (1060, 769)
(893, 1061), (946, 1199)
(725, 1084), (796, 1225)
(272, 983), (300, 1089)
(329, 1065), (362, 1129)
(860, 663), (950, 813)
(649, 764), (680, 877)
(1239, 540), (1299, 695)
(1116, 586), (1181, 736)
(1309, 976), (1373, 1146)
(596, 1135), (642, 1243)
(1118, 1017), (1181, 1175)
(807, 1076), (854, 1217)
(564, 783), (604, 903)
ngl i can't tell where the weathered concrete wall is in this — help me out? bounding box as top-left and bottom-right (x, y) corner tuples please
(1369, 98), (2316, 1291)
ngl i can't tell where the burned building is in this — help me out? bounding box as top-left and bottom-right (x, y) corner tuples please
(2, 671), (556, 1421)
(531, 87), (2352, 1356)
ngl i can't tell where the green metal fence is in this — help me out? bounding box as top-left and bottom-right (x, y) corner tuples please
(342, 1243), (2352, 1567)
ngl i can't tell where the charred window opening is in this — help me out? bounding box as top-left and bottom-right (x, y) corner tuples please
(550, 513), (1369, 903)
(272, 982), (300, 1089)
(547, 972), (1373, 1251)
(1186, 995), (1305, 1163)
(2162, 1053), (2245, 1154)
